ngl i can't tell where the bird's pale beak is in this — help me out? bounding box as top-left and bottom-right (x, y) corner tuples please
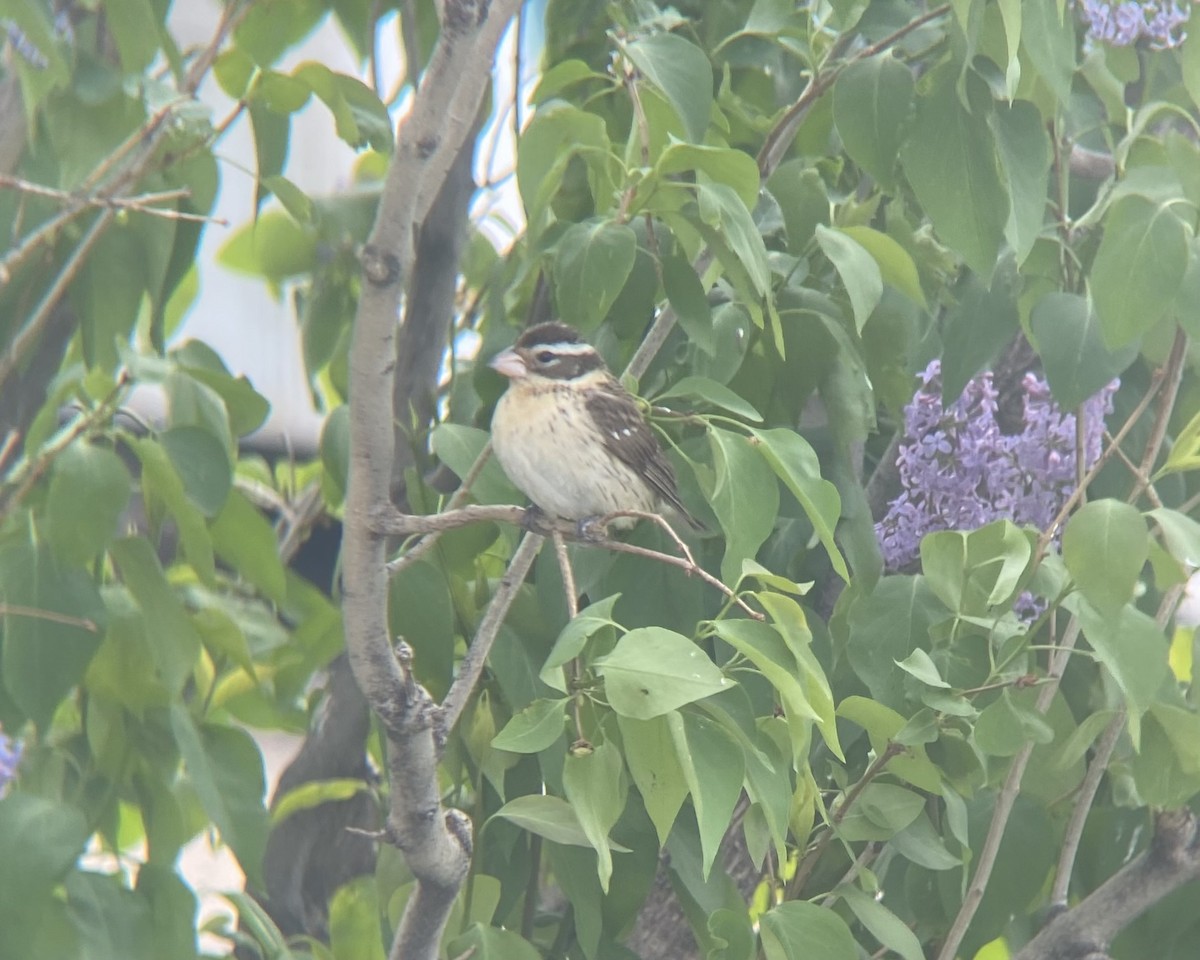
(489, 347), (527, 379)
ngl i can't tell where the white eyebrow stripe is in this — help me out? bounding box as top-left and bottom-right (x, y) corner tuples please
(526, 341), (596, 355)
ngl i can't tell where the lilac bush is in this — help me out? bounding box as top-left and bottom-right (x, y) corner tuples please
(1077, 0), (1190, 48)
(0, 728), (21, 795)
(877, 361), (1117, 572)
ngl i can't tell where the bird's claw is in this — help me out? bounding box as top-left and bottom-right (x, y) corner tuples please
(576, 515), (609, 542)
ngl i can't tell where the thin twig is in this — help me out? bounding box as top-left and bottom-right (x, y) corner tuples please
(440, 531), (544, 733)
(788, 742), (904, 899)
(0, 603), (100, 632)
(756, 4), (952, 177)
(590, 537), (763, 620)
(1035, 358), (1170, 559)
(819, 842), (881, 907)
(385, 445), (497, 575)
(0, 176), (222, 225)
(551, 527), (588, 743)
(1104, 430), (1164, 509)
(1050, 707), (1125, 907)
(0, 374), (130, 517)
(0, 209), (116, 389)
(0, 430), (18, 475)
(1129, 328), (1188, 503)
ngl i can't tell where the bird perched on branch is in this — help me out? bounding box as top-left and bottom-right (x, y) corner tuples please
(489, 322), (704, 532)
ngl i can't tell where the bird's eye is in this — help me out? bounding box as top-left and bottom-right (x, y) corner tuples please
(535, 350), (556, 364)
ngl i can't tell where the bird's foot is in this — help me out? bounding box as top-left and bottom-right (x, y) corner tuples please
(575, 515), (610, 542)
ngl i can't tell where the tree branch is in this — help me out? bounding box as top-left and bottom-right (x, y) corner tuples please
(439, 530), (543, 732)
(342, 2), (521, 958)
(1015, 810), (1200, 960)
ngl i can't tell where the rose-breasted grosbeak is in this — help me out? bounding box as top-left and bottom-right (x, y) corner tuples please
(489, 322), (704, 531)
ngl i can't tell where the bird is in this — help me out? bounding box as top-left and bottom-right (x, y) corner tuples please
(488, 321), (704, 532)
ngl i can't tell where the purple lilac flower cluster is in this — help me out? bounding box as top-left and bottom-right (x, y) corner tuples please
(0, 728), (21, 795)
(1077, 0), (1191, 48)
(877, 361), (1117, 572)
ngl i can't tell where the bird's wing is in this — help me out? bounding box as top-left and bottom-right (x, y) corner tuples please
(584, 379), (701, 527)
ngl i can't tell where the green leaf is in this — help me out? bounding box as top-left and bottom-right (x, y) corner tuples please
(43, 442), (131, 565)
(132, 437), (216, 584)
(562, 740), (626, 892)
(596, 627), (730, 720)
(623, 33), (713, 143)
(329, 876), (386, 960)
(839, 226), (927, 308)
(838, 782), (926, 841)
(974, 689), (1055, 756)
(991, 100), (1051, 266)
(516, 100), (613, 232)
(0, 542), (106, 728)
(106, 0), (162, 73)
(262, 175), (315, 225)
(210, 490), (288, 604)
(489, 794), (630, 851)
(160, 426), (233, 518)
(1147, 508), (1200, 569)
(760, 900), (857, 960)
(656, 141), (761, 209)
(269, 778), (369, 826)
(848, 576), (949, 708)
(941, 263), (1020, 402)
(553, 219), (638, 331)
(1160, 407), (1200, 477)
(191, 605), (255, 680)
(448, 924), (543, 960)
(389, 559), (455, 699)
(138, 865), (199, 960)
(429, 424), (522, 505)
(618, 713), (690, 845)
(835, 883), (926, 960)
(816, 225), (883, 332)
(320, 405), (350, 502)
(1062, 500), (1148, 616)
(748, 428), (847, 580)
(1031, 292), (1136, 409)
(540, 594), (622, 692)
(710, 619), (817, 766)
(833, 53), (914, 191)
(0, 795), (89, 957)
(707, 427), (779, 584)
(293, 62), (393, 152)
(668, 710), (744, 879)
(891, 812), (961, 870)
(75, 226), (147, 373)
(895, 649), (950, 688)
(168, 708), (269, 887)
(491, 698), (569, 753)
(656, 377), (762, 422)
(1091, 196), (1190, 348)
(767, 160), (830, 255)
(65, 871), (154, 960)
(216, 210), (317, 282)
(533, 59), (610, 103)
(1069, 598), (1168, 745)
(662, 253), (715, 353)
(697, 182), (772, 297)
(173, 342), (272, 437)
(110, 537), (202, 694)
(899, 68), (1008, 279)
(1021, 0), (1076, 103)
